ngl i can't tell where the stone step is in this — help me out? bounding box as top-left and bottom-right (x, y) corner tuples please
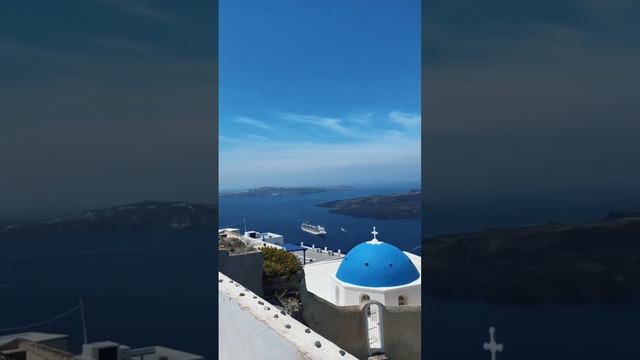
(367, 354), (388, 360)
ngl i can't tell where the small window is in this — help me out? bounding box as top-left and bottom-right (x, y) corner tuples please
(398, 295), (406, 306)
(360, 294), (370, 303)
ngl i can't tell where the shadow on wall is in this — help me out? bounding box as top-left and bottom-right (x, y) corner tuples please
(218, 249), (264, 296)
(300, 279), (421, 359)
(382, 305), (422, 359)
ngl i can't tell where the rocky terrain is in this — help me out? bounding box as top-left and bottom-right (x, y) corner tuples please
(316, 190), (420, 219)
(0, 201), (216, 239)
(220, 186), (352, 198)
(424, 212), (640, 304)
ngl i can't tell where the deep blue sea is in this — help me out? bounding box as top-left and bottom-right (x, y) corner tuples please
(424, 297), (640, 359)
(221, 184), (640, 359)
(1, 184), (638, 360)
(219, 184), (421, 254)
(0, 229), (218, 359)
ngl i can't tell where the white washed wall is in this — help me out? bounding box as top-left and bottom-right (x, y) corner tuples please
(218, 272), (356, 360)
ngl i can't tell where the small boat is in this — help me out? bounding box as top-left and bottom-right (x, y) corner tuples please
(301, 221), (327, 236)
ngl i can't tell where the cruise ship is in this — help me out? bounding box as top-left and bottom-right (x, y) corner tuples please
(301, 221), (327, 236)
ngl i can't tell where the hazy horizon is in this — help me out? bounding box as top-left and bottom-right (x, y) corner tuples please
(219, 180), (421, 193)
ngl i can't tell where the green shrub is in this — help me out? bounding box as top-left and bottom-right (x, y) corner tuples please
(262, 247), (302, 277)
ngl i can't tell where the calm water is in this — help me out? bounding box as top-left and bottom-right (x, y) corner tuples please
(425, 297), (640, 359)
(0, 229), (218, 359)
(219, 184), (421, 254)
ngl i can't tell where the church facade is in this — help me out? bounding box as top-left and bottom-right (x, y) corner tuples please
(305, 227), (421, 307)
(300, 227), (422, 359)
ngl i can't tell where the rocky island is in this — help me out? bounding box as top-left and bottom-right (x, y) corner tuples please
(220, 186), (352, 198)
(316, 190), (420, 219)
(0, 201), (216, 239)
(424, 212), (640, 304)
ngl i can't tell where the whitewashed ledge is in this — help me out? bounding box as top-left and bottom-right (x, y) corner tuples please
(218, 272), (357, 360)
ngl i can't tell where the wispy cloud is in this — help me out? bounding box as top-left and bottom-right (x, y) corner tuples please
(245, 134), (270, 141)
(234, 117), (274, 130)
(382, 130), (410, 138)
(389, 111), (421, 129)
(219, 135), (234, 143)
(277, 112), (353, 136)
(348, 111), (374, 124)
(220, 133), (420, 189)
(220, 109), (422, 188)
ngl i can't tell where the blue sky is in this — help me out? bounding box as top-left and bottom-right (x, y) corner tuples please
(219, 0), (421, 190)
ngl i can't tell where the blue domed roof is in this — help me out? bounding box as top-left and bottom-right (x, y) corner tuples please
(335, 228), (420, 287)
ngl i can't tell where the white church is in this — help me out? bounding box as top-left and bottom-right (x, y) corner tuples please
(304, 226), (422, 307)
(301, 227), (422, 358)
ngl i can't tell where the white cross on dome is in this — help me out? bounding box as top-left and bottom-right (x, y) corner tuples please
(368, 226), (382, 244)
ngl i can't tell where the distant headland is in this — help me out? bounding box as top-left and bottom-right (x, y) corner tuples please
(315, 190), (420, 219)
(424, 211), (640, 304)
(219, 186), (353, 198)
(0, 201), (216, 239)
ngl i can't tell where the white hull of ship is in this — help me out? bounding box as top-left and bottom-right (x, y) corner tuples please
(301, 226), (327, 236)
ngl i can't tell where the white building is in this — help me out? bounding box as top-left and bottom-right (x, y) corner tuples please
(243, 230), (284, 246)
(303, 227), (421, 307)
(218, 227), (284, 247)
